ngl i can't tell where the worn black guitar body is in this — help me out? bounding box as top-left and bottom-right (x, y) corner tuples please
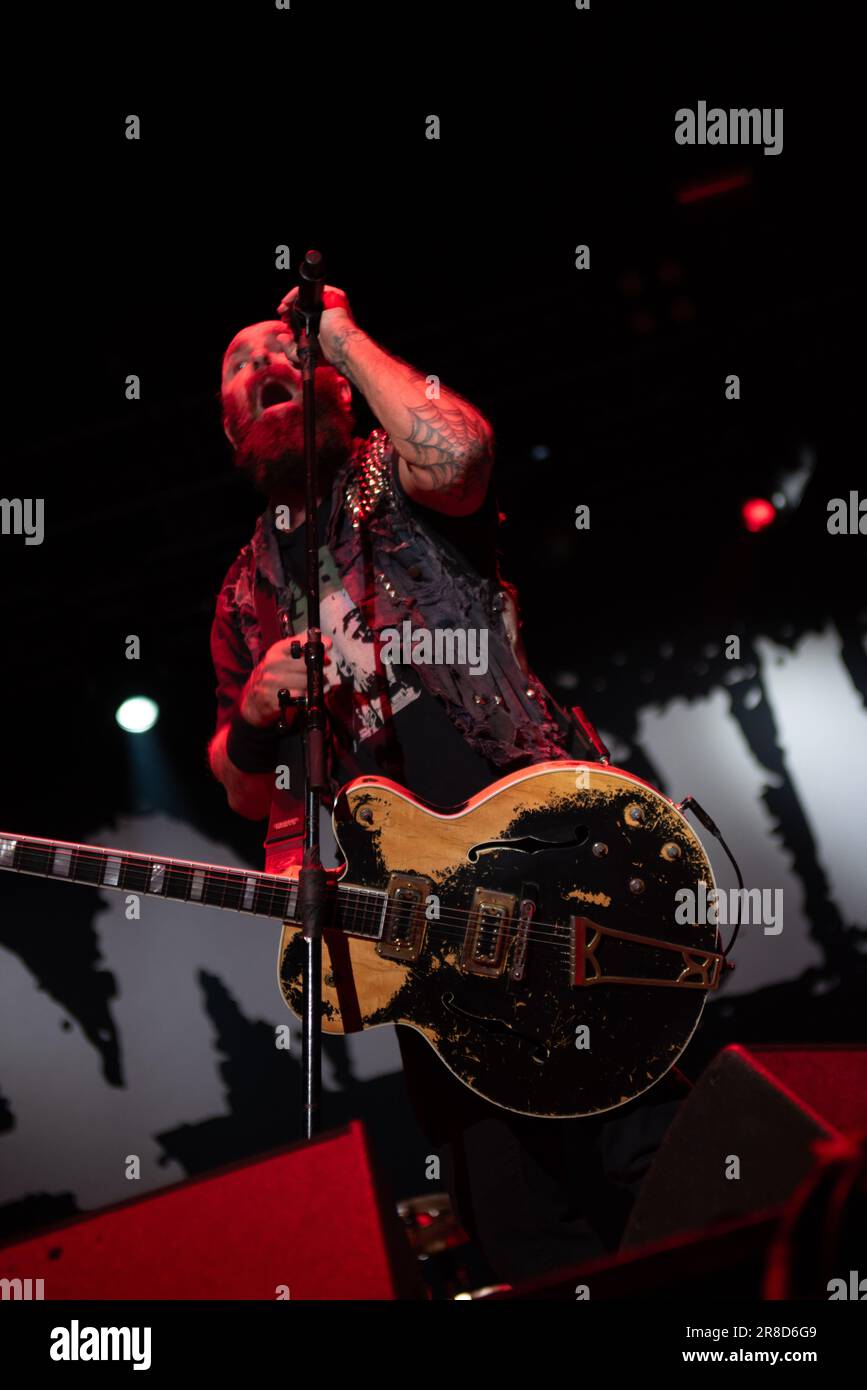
(278, 762), (722, 1118)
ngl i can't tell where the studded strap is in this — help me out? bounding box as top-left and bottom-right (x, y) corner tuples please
(344, 428), (394, 529)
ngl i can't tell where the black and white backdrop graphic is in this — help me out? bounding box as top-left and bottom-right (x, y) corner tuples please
(1, 614), (865, 1238)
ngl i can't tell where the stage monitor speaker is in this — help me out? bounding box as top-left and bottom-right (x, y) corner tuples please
(0, 1120), (423, 1300)
(622, 1044), (867, 1250)
(489, 1208), (779, 1300)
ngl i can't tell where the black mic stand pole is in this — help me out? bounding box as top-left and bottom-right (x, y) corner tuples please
(286, 250), (328, 1140)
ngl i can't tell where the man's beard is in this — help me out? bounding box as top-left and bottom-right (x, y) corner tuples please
(228, 370), (355, 504)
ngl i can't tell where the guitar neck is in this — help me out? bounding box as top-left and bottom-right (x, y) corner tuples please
(0, 832), (386, 940)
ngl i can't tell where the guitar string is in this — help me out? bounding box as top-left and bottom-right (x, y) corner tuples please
(5, 845), (702, 954)
(5, 844), (705, 954)
(6, 845), (576, 954)
(2, 852), (708, 968)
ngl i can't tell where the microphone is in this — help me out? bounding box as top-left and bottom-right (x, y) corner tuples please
(289, 249), (325, 336)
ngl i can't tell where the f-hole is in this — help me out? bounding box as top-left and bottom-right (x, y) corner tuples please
(468, 826), (589, 863)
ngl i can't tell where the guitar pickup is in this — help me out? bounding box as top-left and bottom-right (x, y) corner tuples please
(461, 888), (516, 978)
(377, 874), (433, 963)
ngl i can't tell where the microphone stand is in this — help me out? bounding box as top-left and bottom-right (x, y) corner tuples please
(284, 250), (328, 1140)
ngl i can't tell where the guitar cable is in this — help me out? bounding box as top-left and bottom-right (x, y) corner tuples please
(678, 795), (745, 961)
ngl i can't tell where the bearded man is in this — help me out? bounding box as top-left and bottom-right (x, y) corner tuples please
(207, 285), (681, 1284)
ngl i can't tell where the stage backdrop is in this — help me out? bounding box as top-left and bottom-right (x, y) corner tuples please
(1, 616), (865, 1240)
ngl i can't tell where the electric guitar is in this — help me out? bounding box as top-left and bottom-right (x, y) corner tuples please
(0, 761), (722, 1117)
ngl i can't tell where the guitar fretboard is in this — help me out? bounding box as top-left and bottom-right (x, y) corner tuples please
(0, 833), (387, 940)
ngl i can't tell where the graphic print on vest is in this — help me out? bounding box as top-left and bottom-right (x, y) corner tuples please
(319, 582), (420, 741)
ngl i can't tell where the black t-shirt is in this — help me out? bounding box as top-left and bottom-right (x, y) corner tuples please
(276, 472), (503, 809)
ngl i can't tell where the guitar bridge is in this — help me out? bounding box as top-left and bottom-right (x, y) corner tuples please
(461, 888), (516, 978)
(377, 874), (433, 963)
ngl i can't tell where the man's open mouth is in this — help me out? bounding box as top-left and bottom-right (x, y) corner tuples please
(257, 379), (296, 414)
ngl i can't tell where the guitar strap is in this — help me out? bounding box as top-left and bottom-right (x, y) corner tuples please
(253, 580), (309, 854)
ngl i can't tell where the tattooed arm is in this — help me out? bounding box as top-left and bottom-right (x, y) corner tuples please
(333, 325), (494, 515)
(278, 284), (494, 516)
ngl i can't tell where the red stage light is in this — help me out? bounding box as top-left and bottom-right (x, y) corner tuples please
(676, 171), (753, 205)
(742, 497), (776, 533)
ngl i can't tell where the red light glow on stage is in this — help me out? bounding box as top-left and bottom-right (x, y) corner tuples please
(676, 171), (753, 205)
(742, 497), (777, 533)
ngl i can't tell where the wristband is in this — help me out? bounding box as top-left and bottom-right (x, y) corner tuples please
(226, 711), (280, 774)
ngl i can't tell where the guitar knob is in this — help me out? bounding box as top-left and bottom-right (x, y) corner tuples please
(625, 803), (645, 826)
(628, 877), (645, 895)
(661, 841), (682, 861)
(592, 842), (608, 857)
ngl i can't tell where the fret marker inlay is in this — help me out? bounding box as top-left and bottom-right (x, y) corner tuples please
(104, 856), (122, 888)
(52, 848), (72, 878)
